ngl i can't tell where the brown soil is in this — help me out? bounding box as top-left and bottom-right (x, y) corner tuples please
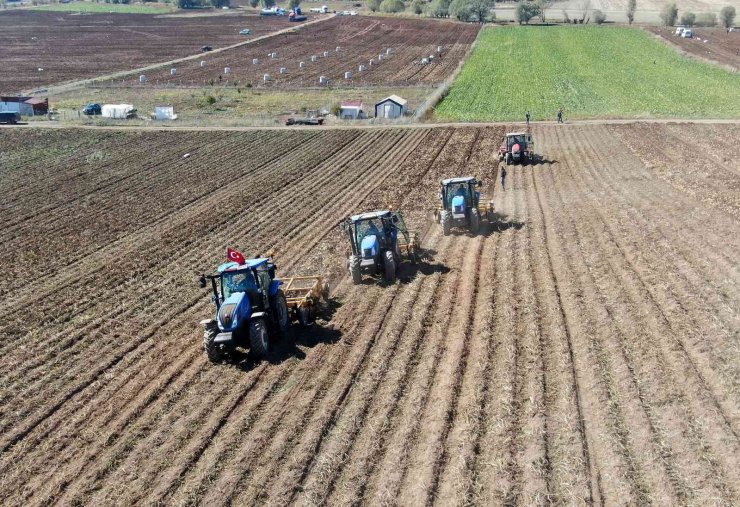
(0, 123), (738, 505)
(647, 26), (740, 70)
(0, 10), (290, 94)
(106, 16), (480, 89)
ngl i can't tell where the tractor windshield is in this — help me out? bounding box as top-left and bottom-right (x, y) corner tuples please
(355, 218), (383, 245)
(508, 135), (523, 148)
(448, 183), (470, 208)
(222, 270), (257, 299)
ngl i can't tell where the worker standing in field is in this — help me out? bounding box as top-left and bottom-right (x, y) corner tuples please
(526, 110), (531, 126)
(557, 108), (564, 124)
(500, 164), (507, 191)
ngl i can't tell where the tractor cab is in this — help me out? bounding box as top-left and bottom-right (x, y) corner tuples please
(341, 210), (418, 284)
(435, 177), (494, 235)
(499, 131), (534, 165)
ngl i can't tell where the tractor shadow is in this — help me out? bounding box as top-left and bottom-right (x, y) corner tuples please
(397, 248), (451, 284)
(521, 155), (558, 166)
(487, 212), (525, 233)
(227, 299), (344, 371)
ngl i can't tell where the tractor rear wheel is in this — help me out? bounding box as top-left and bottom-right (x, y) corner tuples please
(203, 320), (223, 363)
(470, 208), (481, 235)
(441, 210), (451, 236)
(249, 319), (270, 358)
(383, 250), (396, 283)
(349, 255), (362, 285)
(271, 289), (290, 337)
(506, 153), (512, 165)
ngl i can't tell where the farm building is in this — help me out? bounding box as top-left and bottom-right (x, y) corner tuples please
(375, 95), (407, 119)
(153, 106), (178, 121)
(0, 96), (48, 116)
(339, 100), (366, 120)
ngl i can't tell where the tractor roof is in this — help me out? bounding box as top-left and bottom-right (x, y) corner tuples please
(350, 210), (390, 222)
(217, 258), (269, 273)
(506, 131), (527, 137)
(441, 176), (476, 185)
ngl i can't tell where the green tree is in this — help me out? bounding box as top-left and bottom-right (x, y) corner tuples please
(593, 8), (606, 23)
(288, 0), (299, 8)
(695, 12), (716, 26)
(428, 0), (451, 17)
(261, 0), (275, 7)
(411, 0), (423, 14)
(449, 0), (472, 20)
(626, 0), (636, 24)
(679, 11), (695, 25)
(249, 0), (259, 7)
(367, 0), (381, 11)
(536, 0), (549, 22)
(515, 0), (539, 23)
(380, 0), (404, 11)
(720, 5), (735, 28)
(469, 0), (494, 21)
(659, 2), (678, 25)
(178, 0), (197, 8)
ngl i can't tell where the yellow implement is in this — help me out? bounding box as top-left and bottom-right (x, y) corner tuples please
(281, 275), (330, 326)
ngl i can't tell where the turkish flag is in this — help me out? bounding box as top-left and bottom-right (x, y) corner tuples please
(227, 248), (246, 265)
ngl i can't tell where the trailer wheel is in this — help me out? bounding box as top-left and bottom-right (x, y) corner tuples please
(383, 251), (396, 283)
(203, 321), (223, 363)
(441, 210), (452, 236)
(470, 208), (481, 235)
(349, 255), (362, 285)
(271, 289), (290, 338)
(298, 305), (314, 327)
(249, 319), (270, 358)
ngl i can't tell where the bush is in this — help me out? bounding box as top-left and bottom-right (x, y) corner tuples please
(411, 0), (423, 13)
(660, 2), (678, 26)
(679, 11), (695, 26)
(593, 8), (605, 23)
(249, 0), (259, 6)
(449, 0), (472, 20)
(626, 0), (636, 24)
(428, 0), (451, 17)
(366, 0), (380, 11)
(720, 5), (735, 28)
(206, 95), (217, 105)
(379, 0), (404, 12)
(695, 12), (716, 26)
(562, 9), (569, 22)
(515, 0), (540, 23)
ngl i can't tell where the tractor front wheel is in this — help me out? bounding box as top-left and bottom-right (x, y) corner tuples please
(271, 289), (290, 338)
(441, 210), (452, 236)
(203, 320), (223, 363)
(349, 255), (362, 284)
(383, 251), (396, 283)
(249, 319), (270, 358)
(470, 208), (481, 235)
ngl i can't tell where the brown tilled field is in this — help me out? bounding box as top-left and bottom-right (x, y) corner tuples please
(0, 123), (738, 505)
(0, 11), (291, 94)
(110, 16), (480, 89)
(647, 26), (740, 70)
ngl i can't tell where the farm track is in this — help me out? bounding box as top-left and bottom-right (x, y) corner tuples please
(0, 124), (738, 505)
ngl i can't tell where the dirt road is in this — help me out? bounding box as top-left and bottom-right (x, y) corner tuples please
(0, 123), (738, 505)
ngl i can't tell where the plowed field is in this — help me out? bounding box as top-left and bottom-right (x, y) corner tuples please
(110, 16), (479, 89)
(0, 11), (289, 94)
(0, 123), (738, 505)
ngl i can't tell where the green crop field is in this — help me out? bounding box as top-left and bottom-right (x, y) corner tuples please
(435, 26), (740, 121)
(32, 1), (174, 14)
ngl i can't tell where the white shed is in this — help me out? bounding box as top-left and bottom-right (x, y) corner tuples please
(153, 106), (177, 120)
(374, 95), (407, 119)
(340, 100), (366, 120)
(101, 104), (136, 119)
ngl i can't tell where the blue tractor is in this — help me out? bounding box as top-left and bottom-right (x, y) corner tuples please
(198, 257), (290, 362)
(434, 176), (495, 235)
(341, 210), (418, 284)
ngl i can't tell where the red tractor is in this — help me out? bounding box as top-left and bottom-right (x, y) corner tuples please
(499, 131), (534, 165)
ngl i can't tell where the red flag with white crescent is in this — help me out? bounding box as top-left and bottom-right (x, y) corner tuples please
(227, 248), (246, 265)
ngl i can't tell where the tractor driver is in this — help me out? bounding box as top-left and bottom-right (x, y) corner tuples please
(224, 272), (254, 297)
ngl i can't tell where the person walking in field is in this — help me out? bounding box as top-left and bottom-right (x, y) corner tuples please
(526, 110), (531, 126)
(557, 108), (564, 124)
(500, 164), (507, 191)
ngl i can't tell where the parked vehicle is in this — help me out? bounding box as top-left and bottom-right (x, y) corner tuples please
(0, 111), (21, 124)
(682, 29), (694, 38)
(239, 28), (251, 35)
(83, 103), (102, 115)
(201, 45), (213, 52)
(309, 5), (328, 13)
(675, 26), (685, 36)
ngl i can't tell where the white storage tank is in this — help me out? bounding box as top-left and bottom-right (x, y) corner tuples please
(359, 64), (366, 72)
(253, 58), (260, 65)
(386, 48), (393, 55)
(311, 55), (318, 62)
(271, 52), (277, 59)
(280, 67), (287, 74)
(437, 46), (443, 53)
(139, 74), (147, 83)
(170, 68), (177, 76)
(336, 46), (341, 52)
(319, 75), (328, 85)
(378, 54), (384, 60)
(264, 73), (271, 82)
(299, 61), (306, 68)
(323, 51), (329, 57)
(200, 60), (207, 67)
(224, 67), (232, 74)
(344, 71), (352, 79)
